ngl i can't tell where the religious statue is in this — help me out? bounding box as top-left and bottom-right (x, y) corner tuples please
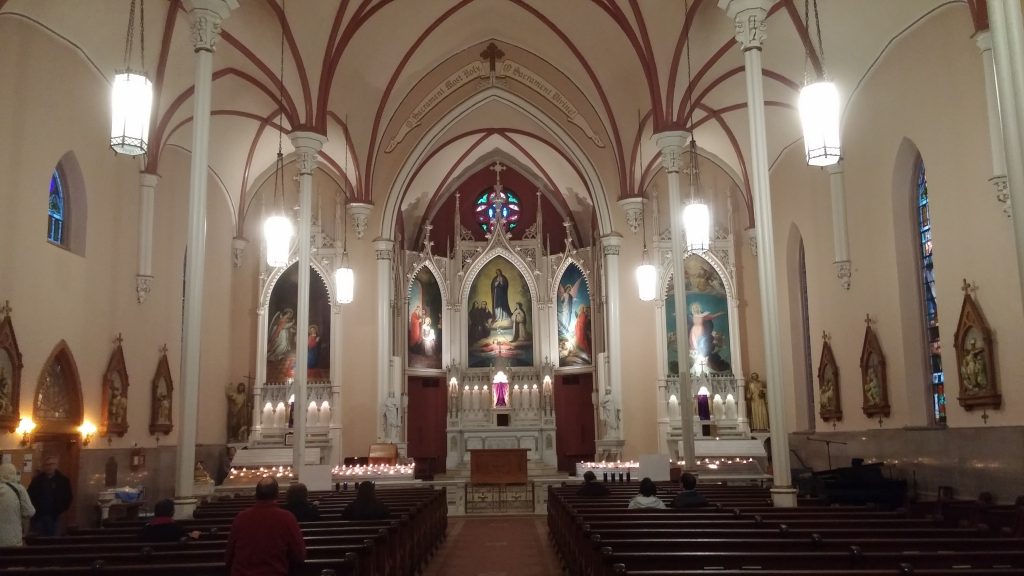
(0, 365), (12, 416)
(960, 337), (988, 394)
(155, 380), (171, 425)
(193, 461), (213, 485)
(226, 381), (251, 443)
(108, 374), (128, 427)
(746, 372), (769, 431)
(601, 393), (620, 437)
(865, 364), (883, 405)
(382, 392), (402, 441)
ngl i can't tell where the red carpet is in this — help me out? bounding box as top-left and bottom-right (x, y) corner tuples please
(422, 516), (564, 576)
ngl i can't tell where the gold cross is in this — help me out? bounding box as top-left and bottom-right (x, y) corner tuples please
(864, 314), (874, 326)
(961, 278), (977, 294)
(0, 300), (10, 318)
(822, 331), (830, 343)
(113, 333), (124, 347)
(159, 344), (168, 356)
(490, 161), (506, 186)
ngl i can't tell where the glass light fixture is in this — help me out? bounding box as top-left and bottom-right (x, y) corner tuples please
(636, 254), (657, 302)
(799, 80), (841, 166)
(78, 420), (97, 447)
(335, 251), (354, 304)
(683, 201), (710, 251)
(110, 72), (153, 155)
(798, 0), (841, 166)
(110, 1), (151, 156)
(264, 211), (293, 267)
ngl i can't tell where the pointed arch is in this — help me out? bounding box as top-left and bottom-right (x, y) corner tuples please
(34, 340), (84, 436)
(381, 87), (612, 240)
(49, 151), (87, 256)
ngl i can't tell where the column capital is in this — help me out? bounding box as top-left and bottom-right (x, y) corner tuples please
(373, 238), (394, 260)
(289, 131), (328, 175)
(655, 131), (692, 173)
(139, 172), (160, 189)
(719, 0), (773, 50)
(974, 29), (992, 52)
(600, 233), (623, 255)
(184, 0), (237, 52)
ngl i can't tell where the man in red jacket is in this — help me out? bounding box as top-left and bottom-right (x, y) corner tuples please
(225, 476), (306, 576)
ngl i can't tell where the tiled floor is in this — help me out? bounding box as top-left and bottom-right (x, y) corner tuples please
(422, 516), (564, 576)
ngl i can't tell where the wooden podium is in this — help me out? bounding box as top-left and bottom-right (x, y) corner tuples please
(468, 449), (528, 485)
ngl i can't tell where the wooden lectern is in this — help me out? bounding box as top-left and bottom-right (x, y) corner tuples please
(468, 448), (528, 485)
(368, 443), (399, 466)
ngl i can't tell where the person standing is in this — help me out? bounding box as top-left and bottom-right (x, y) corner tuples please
(0, 462), (34, 546)
(27, 456), (72, 537)
(225, 476), (305, 576)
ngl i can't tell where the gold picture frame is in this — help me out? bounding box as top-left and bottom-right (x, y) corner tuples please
(0, 304), (24, 432)
(954, 283), (1000, 411)
(149, 347), (173, 435)
(818, 333), (842, 422)
(101, 337), (130, 437)
(860, 321), (890, 418)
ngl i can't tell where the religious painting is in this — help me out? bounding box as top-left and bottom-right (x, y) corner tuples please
(664, 256), (732, 376)
(267, 264), (332, 382)
(149, 349), (173, 435)
(0, 310), (23, 432)
(225, 380), (252, 443)
(953, 285), (1001, 411)
(556, 263), (592, 367)
(859, 323), (890, 418)
(467, 256), (533, 368)
(101, 338), (130, 437)
(817, 334), (842, 422)
(408, 266), (443, 370)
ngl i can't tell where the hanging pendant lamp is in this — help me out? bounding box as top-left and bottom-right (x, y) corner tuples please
(798, 0), (841, 167)
(110, 0), (152, 156)
(636, 249), (658, 302)
(335, 126), (355, 304)
(264, 5), (292, 268)
(683, 140), (710, 252)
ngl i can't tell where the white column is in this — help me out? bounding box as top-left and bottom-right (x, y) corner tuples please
(175, 0), (235, 519)
(655, 130), (696, 469)
(989, 0), (1024, 296)
(600, 234), (624, 440)
(829, 162), (852, 290)
(135, 172), (158, 303)
(290, 131), (327, 477)
(252, 308), (267, 441)
(976, 31), (1008, 189)
(726, 296), (748, 432)
(720, 0), (794, 506)
(374, 239), (394, 438)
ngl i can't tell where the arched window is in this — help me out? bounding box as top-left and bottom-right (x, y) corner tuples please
(47, 168), (66, 246)
(475, 186), (520, 233)
(916, 161), (945, 424)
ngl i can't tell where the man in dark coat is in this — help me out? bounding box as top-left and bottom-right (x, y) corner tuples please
(576, 471), (610, 497)
(27, 456), (72, 537)
(669, 472), (709, 508)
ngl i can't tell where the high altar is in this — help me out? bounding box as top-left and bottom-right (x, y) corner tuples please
(241, 160), (765, 475)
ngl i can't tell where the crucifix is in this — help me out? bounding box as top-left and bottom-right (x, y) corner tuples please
(0, 300), (11, 318)
(113, 333), (124, 347)
(961, 278), (977, 295)
(159, 344), (168, 356)
(422, 223), (434, 255)
(490, 160), (506, 187)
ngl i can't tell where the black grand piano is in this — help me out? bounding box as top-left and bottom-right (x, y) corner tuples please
(802, 460), (907, 509)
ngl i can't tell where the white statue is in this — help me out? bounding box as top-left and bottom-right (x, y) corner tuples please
(601, 393), (620, 437)
(383, 392), (402, 441)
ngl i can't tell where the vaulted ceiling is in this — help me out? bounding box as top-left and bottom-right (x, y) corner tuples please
(0, 0), (980, 243)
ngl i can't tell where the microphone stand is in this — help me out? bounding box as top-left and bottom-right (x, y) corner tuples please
(806, 437), (847, 471)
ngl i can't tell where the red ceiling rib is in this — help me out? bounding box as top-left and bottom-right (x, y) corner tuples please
(627, 109), (655, 198)
(220, 30), (300, 124)
(144, 0), (181, 174)
(326, 110), (362, 199)
(781, 0), (824, 80)
(666, 0), (705, 123)
(316, 0), (352, 129)
(237, 110), (278, 235)
(264, 0), (314, 124)
(627, 0), (665, 128)
(587, 0), (662, 128)
(696, 103), (752, 227)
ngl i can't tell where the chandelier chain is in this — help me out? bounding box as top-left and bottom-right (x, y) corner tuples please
(122, 0), (146, 71)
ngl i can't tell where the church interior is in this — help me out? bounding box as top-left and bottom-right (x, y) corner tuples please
(3, 0), (1024, 572)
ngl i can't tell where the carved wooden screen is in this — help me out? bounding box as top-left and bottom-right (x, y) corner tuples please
(34, 340), (83, 435)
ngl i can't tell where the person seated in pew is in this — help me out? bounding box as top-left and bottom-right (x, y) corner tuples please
(341, 481), (391, 520)
(283, 482), (321, 522)
(226, 476), (306, 576)
(577, 471), (610, 497)
(627, 477), (666, 510)
(669, 472), (709, 509)
(139, 499), (201, 542)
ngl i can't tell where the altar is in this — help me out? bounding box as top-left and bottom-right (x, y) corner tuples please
(469, 448), (528, 484)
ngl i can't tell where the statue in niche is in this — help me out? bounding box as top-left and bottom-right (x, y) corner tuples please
(601, 393), (620, 437)
(226, 381), (252, 443)
(746, 372), (769, 431)
(382, 392), (401, 441)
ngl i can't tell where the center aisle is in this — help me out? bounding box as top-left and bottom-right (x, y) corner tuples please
(422, 516), (564, 576)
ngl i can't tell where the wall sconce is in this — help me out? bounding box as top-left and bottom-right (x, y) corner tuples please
(16, 417), (35, 446)
(78, 421), (97, 447)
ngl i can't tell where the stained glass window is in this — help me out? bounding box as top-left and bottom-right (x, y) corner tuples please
(47, 169), (66, 246)
(475, 187), (520, 233)
(917, 161), (945, 424)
